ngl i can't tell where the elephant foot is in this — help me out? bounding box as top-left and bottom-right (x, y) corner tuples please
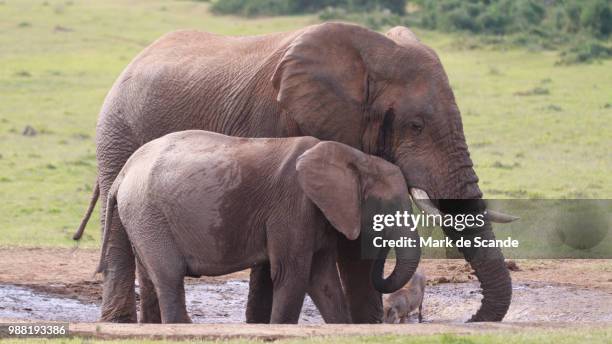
(100, 284), (138, 323)
(100, 311), (137, 323)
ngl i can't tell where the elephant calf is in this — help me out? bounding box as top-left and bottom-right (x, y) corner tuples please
(97, 130), (420, 323)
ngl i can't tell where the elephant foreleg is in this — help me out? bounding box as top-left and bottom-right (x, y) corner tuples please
(245, 263), (274, 323)
(307, 249), (350, 323)
(418, 303), (423, 323)
(336, 236), (383, 323)
(269, 258), (309, 324)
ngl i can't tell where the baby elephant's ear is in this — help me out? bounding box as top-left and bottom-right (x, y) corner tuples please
(296, 142), (361, 240)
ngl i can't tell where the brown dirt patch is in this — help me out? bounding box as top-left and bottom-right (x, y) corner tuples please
(1, 247), (611, 304)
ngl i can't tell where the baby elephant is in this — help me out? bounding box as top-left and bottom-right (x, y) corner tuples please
(97, 130), (420, 324)
(383, 271), (426, 323)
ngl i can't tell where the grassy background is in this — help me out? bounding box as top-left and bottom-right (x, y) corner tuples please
(0, 0), (610, 248)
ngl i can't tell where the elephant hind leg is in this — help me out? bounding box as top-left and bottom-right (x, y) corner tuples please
(97, 126), (140, 323)
(269, 256), (310, 324)
(136, 257), (161, 323)
(307, 249), (350, 324)
(131, 218), (190, 324)
(99, 206), (137, 323)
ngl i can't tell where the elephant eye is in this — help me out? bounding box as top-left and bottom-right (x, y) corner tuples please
(410, 120), (424, 135)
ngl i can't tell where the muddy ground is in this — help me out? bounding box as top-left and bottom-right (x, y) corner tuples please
(0, 248), (611, 337)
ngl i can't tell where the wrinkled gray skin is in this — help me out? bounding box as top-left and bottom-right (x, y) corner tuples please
(383, 271), (426, 324)
(96, 132), (421, 324)
(76, 23), (511, 323)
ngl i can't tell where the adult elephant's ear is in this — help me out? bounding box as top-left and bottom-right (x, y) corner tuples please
(296, 142), (362, 240)
(385, 26), (420, 46)
(271, 23), (396, 148)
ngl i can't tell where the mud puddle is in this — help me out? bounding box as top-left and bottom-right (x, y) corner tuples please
(0, 284), (99, 322)
(425, 281), (612, 322)
(0, 281), (321, 324)
(1, 281), (610, 323)
(184, 280), (321, 323)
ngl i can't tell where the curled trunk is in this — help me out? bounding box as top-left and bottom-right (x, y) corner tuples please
(370, 224), (421, 294)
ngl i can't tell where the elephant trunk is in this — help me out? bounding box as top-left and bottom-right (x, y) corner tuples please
(468, 255), (512, 321)
(439, 196), (513, 322)
(454, 227), (512, 322)
(409, 178), (513, 321)
(370, 224), (421, 294)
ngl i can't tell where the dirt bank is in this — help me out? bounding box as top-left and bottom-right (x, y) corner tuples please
(1, 247), (611, 328)
(1, 247), (610, 296)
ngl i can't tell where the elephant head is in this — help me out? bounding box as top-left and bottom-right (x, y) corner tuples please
(296, 141), (421, 295)
(272, 23), (514, 321)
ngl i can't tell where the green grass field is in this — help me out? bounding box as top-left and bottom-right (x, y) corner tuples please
(1, 328), (611, 344)
(0, 0), (610, 248)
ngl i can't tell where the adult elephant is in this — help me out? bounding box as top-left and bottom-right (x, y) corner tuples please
(75, 23), (514, 323)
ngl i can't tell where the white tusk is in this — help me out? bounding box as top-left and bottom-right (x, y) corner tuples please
(409, 188), (443, 216)
(409, 188), (519, 224)
(485, 210), (520, 223)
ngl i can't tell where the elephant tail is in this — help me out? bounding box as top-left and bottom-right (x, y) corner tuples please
(95, 180), (120, 274)
(73, 179), (100, 241)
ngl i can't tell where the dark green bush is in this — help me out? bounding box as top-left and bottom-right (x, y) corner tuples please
(210, 0), (299, 17)
(210, 0), (407, 17)
(413, 0), (611, 38)
(319, 7), (401, 30)
(558, 40), (612, 64)
(208, 0), (612, 64)
(580, 0), (612, 37)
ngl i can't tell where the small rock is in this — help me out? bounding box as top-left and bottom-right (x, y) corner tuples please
(54, 25), (73, 32)
(506, 260), (521, 271)
(22, 125), (37, 136)
(15, 70), (31, 77)
(433, 276), (450, 284)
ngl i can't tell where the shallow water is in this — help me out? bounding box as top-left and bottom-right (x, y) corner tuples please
(1, 281), (610, 323)
(185, 280), (322, 323)
(0, 281), (322, 323)
(0, 284), (99, 322)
